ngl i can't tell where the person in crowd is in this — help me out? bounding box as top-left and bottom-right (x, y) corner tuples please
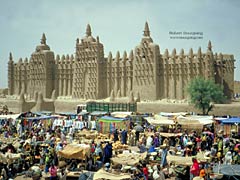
(103, 142), (112, 163)
(49, 163), (58, 180)
(233, 150), (240, 164)
(142, 163), (149, 180)
(223, 151), (233, 165)
(113, 129), (119, 142)
(190, 158), (200, 180)
(153, 133), (160, 147)
(121, 129), (128, 145)
(138, 141), (147, 153)
(146, 135), (153, 149)
(199, 164), (206, 180)
(128, 131), (135, 146)
(161, 144), (168, 168)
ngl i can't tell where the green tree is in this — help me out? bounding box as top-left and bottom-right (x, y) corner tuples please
(187, 77), (226, 115)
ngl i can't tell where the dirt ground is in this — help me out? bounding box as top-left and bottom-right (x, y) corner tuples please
(1, 98), (240, 116)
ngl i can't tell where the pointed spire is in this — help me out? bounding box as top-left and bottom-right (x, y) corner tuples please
(70, 54), (74, 60)
(164, 49), (169, 58)
(66, 54), (70, 60)
(123, 51), (127, 62)
(56, 54), (60, 61)
(108, 52), (113, 63)
(219, 53), (223, 60)
(86, 24), (92, 36)
(96, 36), (99, 44)
(143, 22), (150, 37)
(197, 47), (202, 58)
(116, 51), (120, 62)
(41, 33), (46, 45)
(61, 55), (65, 61)
(76, 38), (79, 45)
(24, 57), (28, 63)
(172, 48), (176, 57)
(189, 48), (193, 58)
(108, 51), (112, 63)
(9, 52), (13, 61)
(129, 50), (134, 61)
(19, 58), (23, 63)
(208, 40), (212, 51)
(180, 49), (184, 58)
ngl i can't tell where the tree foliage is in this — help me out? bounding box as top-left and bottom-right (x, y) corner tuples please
(187, 77), (226, 115)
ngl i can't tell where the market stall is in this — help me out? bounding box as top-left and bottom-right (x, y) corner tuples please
(144, 115), (175, 126)
(212, 164), (240, 180)
(176, 115), (214, 132)
(111, 152), (147, 166)
(97, 116), (129, 134)
(215, 117), (240, 136)
(58, 144), (90, 160)
(93, 169), (132, 180)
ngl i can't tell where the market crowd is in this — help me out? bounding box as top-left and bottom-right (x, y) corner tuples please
(0, 116), (239, 180)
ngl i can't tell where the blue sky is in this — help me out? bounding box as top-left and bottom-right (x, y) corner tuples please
(0, 0), (239, 88)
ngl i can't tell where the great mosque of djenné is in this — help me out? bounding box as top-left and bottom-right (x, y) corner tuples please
(7, 22), (235, 101)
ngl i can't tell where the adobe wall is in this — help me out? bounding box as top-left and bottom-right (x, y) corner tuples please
(234, 81), (240, 94)
(137, 102), (240, 116)
(1, 98), (240, 116)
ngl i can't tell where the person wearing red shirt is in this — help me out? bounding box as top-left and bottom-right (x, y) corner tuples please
(142, 163), (149, 180)
(190, 158), (200, 180)
(49, 163), (58, 180)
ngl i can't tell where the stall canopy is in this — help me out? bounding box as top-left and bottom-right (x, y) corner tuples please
(159, 112), (188, 117)
(219, 117), (240, 124)
(58, 144), (90, 160)
(111, 152), (147, 166)
(144, 115), (175, 125)
(0, 113), (21, 120)
(176, 115), (214, 125)
(93, 169), (131, 180)
(56, 112), (77, 119)
(97, 116), (129, 133)
(25, 115), (59, 121)
(111, 111), (132, 118)
(90, 111), (108, 116)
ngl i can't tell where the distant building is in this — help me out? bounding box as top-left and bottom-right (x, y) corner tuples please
(8, 22), (235, 100)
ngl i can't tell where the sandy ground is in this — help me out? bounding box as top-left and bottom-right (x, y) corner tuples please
(1, 97), (240, 116)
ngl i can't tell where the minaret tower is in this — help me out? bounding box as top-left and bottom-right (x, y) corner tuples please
(8, 52), (14, 95)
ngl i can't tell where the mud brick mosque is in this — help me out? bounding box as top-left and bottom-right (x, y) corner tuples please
(7, 22), (235, 101)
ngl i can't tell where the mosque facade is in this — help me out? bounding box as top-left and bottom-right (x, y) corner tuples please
(7, 22), (235, 100)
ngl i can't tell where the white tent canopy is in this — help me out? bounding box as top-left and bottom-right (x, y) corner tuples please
(0, 113), (21, 120)
(144, 115), (175, 125)
(176, 115), (214, 125)
(159, 112), (188, 117)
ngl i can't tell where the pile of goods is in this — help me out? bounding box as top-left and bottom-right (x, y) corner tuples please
(96, 133), (109, 141)
(112, 141), (128, 150)
(76, 130), (98, 139)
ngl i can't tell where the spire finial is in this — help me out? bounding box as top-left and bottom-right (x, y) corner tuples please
(86, 24), (92, 36)
(129, 50), (134, 60)
(41, 33), (46, 44)
(9, 52), (13, 61)
(208, 40), (212, 51)
(143, 22), (150, 37)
